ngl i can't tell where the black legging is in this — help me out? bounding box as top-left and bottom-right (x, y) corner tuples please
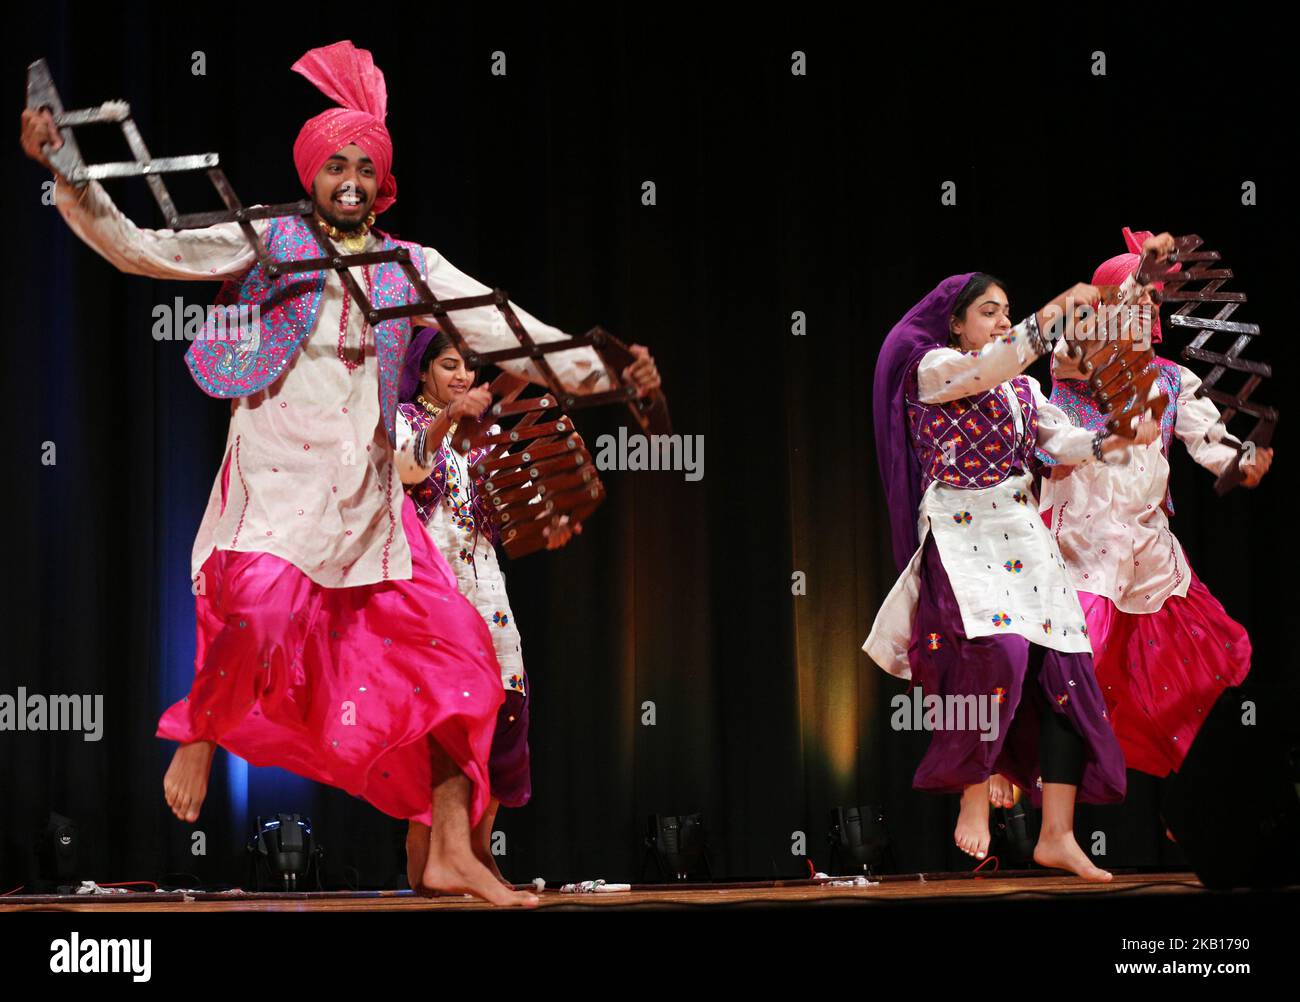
(1028, 644), (1086, 786)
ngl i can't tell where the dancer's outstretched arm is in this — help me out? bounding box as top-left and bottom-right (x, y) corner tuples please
(23, 107), (258, 281)
(916, 284), (1096, 404)
(414, 244), (614, 395)
(53, 176), (264, 282)
(1173, 365), (1246, 477)
(915, 321), (1050, 403)
(23, 109), (658, 400)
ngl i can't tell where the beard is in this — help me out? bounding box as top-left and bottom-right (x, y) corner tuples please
(315, 201), (368, 231)
(313, 181), (371, 231)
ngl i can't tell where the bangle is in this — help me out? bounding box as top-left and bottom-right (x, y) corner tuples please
(1024, 311), (1049, 357)
(1091, 429), (1107, 463)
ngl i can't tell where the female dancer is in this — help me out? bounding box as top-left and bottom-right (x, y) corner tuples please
(1034, 228), (1273, 780)
(864, 266), (1163, 879)
(394, 328), (577, 887)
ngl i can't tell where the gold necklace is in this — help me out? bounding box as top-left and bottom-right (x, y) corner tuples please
(317, 212), (376, 253)
(416, 394), (458, 436)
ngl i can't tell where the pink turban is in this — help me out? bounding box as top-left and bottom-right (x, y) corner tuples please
(291, 41), (397, 215)
(1091, 226), (1181, 343)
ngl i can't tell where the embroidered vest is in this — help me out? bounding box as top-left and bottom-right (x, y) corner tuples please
(906, 370), (1040, 491)
(184, 214), (429, 446)
(398, 401), (501, 548)
(1046, 357), (1180, 515)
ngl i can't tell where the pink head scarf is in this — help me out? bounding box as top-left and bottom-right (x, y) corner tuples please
(1090, 226), (1180, 343)
(291, 41), (397, 215)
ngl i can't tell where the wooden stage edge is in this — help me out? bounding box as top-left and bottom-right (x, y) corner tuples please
(4, 868), (1281, 912)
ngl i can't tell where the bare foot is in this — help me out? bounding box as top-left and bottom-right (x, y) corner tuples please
(988, 773), (1016, 808)
(409, 820), (514, 896)
(163, 740), (216, 823)
(406, 821), (433, 896)
(423, 747), (534, 906)
(473, 842), (513, 889)
(422, 848), (539, 907)
(1033, 828), (1113, 882)
(470, 799), (513, 888)
(954, 782), (991, 860)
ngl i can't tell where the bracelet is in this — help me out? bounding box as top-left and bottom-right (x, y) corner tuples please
(1091, 429), (1107, 463)
(415, 427), (431, 468)
(1024, 311), (1050, 357)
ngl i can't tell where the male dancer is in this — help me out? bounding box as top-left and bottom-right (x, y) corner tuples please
(21, 40), (660, 905)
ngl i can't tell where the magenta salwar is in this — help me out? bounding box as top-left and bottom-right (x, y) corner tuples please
(1077, 566), (1251, 777)
(156, 492), (505, 828)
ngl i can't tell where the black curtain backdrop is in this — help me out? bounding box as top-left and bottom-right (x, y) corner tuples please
(3, 4), (1295, 890)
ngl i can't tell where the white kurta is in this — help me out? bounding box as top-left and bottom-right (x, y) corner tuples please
(864, 325), (1104, 679)
(1038, 358), (1238, 614)
(55, 177), (613, 588)
(395, 410), (527, 694)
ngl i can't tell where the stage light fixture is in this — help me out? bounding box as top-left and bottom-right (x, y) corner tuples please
(32, 811), (80, 894)
(643, 813), (711, 881)
(826, 804), (893, 876)
(246, 813), (325, 891)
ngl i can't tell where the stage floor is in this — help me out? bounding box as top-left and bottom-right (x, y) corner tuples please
(0, 869), (1224, 911)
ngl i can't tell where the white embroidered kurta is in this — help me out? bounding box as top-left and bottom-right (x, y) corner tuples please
(55, 177), (613, 587)
(394, 410), (527, 693)
(864, 325), (1105, 679)
(1039, 360), (1238, 614)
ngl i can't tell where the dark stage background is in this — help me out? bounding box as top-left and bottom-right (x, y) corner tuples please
(3, 5), (1295, 890)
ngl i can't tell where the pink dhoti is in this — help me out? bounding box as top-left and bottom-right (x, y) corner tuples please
(1078, 565), (1251, 777)
(156, 491), (505, 827)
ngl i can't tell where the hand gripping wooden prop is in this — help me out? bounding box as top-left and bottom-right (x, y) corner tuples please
(1059, 234), (1275, 494)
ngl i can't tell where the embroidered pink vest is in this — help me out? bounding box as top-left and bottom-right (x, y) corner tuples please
(906, 369), (1040, 491)
(184, 214), (428, 445)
